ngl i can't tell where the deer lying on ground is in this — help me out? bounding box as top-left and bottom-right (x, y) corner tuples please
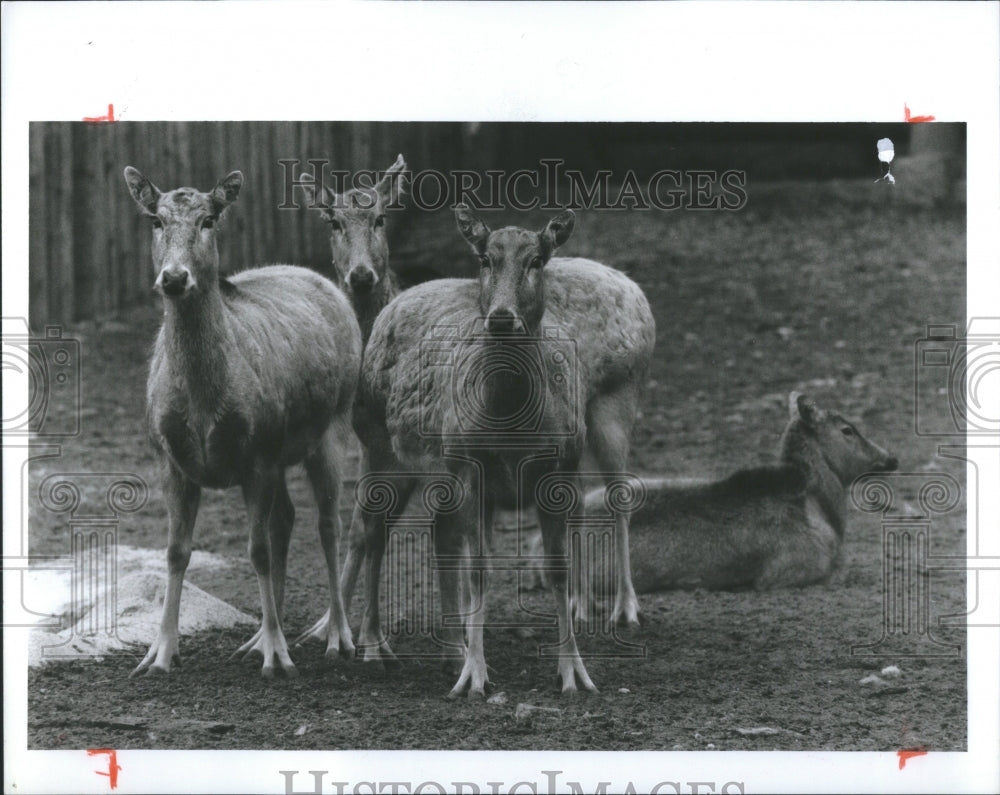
(572, 392), (898, 596)
(124, 167), (361, 677)
(354, 205), (655, 697)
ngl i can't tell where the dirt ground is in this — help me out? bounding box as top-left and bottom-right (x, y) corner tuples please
(25, 180), (967, 752)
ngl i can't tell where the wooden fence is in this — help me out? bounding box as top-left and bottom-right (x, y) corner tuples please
(28, 121), (493, 328)
(27, 121), (927, 327)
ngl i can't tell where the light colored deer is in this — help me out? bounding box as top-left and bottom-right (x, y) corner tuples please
(579, 392), (898, 594)
(124, 167), (362, 677)
(294, 155), (407, 647)
(299, 154), (407, 342)
(354, 205), (655, 696)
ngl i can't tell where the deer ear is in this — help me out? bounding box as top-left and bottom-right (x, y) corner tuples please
(300, 177), (339, 221)
(454, 203), (490, 255)
(791, 392), (822, 427)
(376, 153), (407, 208)
(211, 171), (243, 211)
(124, 166), (161, 216)
(541, 210), (575, 251)
(298, 174), (320, 208)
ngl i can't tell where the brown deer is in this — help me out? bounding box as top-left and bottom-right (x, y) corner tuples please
(124, 167), (361, 677)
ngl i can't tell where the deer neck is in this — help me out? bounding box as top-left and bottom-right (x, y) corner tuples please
(810, 456), (849, 537)
(351, 273), (398, 345)
(160, 284), (234, 408)
(478, 324), (542, 430)
(781, 438), (849, 537)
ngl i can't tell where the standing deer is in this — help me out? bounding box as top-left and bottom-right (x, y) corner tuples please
(581, 392), (898, 592)
(124, 167), (361, 677)
(299, 154), (407, 342)
(294, 155), (407, 647)
(355, 205), (655, 696)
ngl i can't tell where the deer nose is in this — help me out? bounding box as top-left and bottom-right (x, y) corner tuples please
(348, 267), (377, 292)
(156, 267), (192, 297)
(485, 308), (517, 334)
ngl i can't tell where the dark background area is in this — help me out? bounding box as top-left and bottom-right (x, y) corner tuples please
(29, 121), (962, 329)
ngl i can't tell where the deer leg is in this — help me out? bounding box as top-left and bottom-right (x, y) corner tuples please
(435, 486), (487, 682)
(294, 500), (365, 648)
(340, 500), (366, 611)
(269, 477), (295, 617)
(356, 475), (415, 667)
(520, 529), (548, 592)
(357, 510), (396, 666)
(235, 463), (297, 678)
(303, 425), (355, 660)
(756, 532), (837, 590)
(562, 471), (595, 627)
(237, 476), (295, 655)
(295, 444), (368, 648)
(538, 500), (598, 695)
(339, 447), (371, 612)
(434, 536), (465, 678)
(587, 390), (642, 627)
(132, 461), (200, 676)
(444, 496), (492, 699)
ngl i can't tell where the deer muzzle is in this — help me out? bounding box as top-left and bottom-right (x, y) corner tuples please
(348, 266), (378, 293)
(155, 266), (194, 297)
(484, 307), (523, 335)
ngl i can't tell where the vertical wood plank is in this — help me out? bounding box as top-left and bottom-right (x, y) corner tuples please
(104, 124), (122, 315)
(299, 122), (316, 264)
(248, 122), (267, 266)
(71, 124), (100, 322)
(42, 125), (57, 328)
(260, 123), (279, 266)
(273, 121), (298, 263)
(29, 124), (48, 330)
(54, 125), (75, 325)
(227, 123), (249, 273)
(123, 121), (144, 309)
(176, 121), (192, 183)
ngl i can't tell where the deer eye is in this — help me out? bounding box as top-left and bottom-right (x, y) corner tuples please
(841, 427), (855, 437)
(202, 216), (216, 230)
(329, 218), (343, 233)
(374, 214), (386, 229)
(151, 217), (163, 230)
(527, 255), (543, 270)
(478, 255), (491, 268)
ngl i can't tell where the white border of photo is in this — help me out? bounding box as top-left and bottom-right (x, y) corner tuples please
(3, 2), (998, 794)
